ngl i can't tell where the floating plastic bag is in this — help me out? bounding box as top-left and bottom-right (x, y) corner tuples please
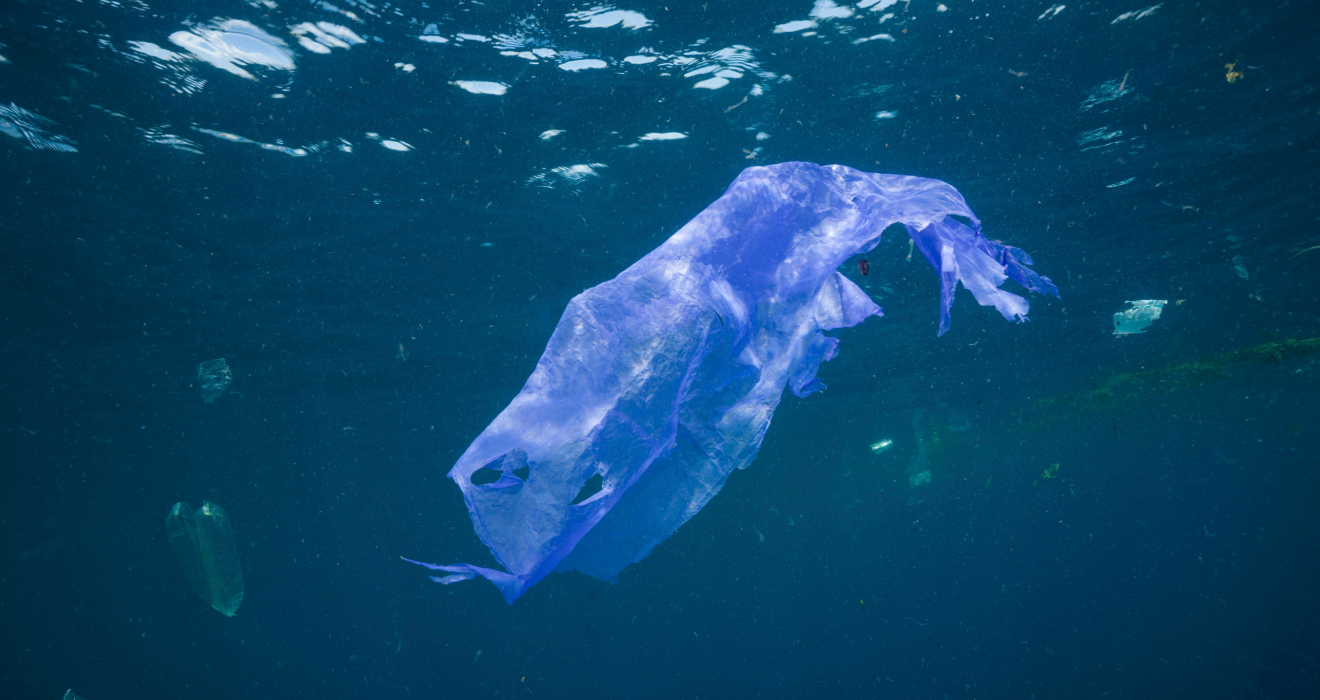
(407, 162), (1058, 602)
(1113, 299), (1167, 335)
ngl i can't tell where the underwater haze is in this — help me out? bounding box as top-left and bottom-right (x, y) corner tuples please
(2, 1), (1318, 699)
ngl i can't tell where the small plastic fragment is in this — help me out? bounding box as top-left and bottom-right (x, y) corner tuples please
(1231, 255), (1249, 280)
(1113, 299), (1167, 335)
(166, 501), (245, 616)
(870, 439), (894, 454)
(197, 358), (232, 403)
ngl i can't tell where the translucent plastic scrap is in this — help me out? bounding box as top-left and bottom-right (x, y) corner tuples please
(1113, 299), (1167, 335)
(167, 501), (244, 616)
(197, 358), (232, 403)
(906, 218), (1059, 336)
(409, 162), (1059, 602)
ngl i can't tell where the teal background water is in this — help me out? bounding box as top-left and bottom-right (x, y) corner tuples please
(2, 1), (1317, 698)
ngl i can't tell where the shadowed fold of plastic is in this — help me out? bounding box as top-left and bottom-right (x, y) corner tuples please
(405, 162), (1058, 602)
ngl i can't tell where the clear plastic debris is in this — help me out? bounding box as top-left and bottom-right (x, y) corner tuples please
(167, 501), (245, 616)
(1231, 255), (1249, 280)
(63, 690), (87, 700)
(197, 358), (232, 403)
(1113, 300), (1167, 335)
(870, 439), (893, 454)
(909, 470), (931, 487)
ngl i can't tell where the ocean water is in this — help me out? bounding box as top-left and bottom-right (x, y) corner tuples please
(2, 1), (1318, 698)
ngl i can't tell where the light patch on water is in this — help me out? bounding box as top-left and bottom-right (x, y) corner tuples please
(192, 126), (306, 156)
(129, 41), (185, 62)
(452, 80), (508, 95)
(1078, 127), (1127, 150)
(526, 163), (607, 190)
(756, 132), (770, 140)
(809, 0), (854, 20)
(693, 77), (729, 89)
(169, 19), (295, 80)
(456, 34), (491, 42)
(559, 58), (608, 71)
(567, 8), (653, 30)
(418, 35), (449, 44)
(774, 20), (816, 33)
(125, 41), (208, 94)
(502, 49), (557, 61)
(539, 129), (565, 140)
(1106, 177), (1135, 188)
(1080, 77), (1132, 112)
(874, 110), (897, 119)
(0, 103), (78, 153)
(858, 0), (899, 10)
(141, 126), (204, 154)
(1111, 3), (1161, 23)
(381, 139), (412, 152)
(1038, 5), (1065, 20)
(623, 54), (657, 64)
(290, 22), (364, 55)
(853, 33), (895, 44)
(639, 132), (687, 140)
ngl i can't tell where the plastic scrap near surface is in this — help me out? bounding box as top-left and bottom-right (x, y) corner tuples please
(1113, 299), (1167, 335)
(197, 358), (232, 403)
(408, 162), (1058, 602)
(167, 501), (245, 616)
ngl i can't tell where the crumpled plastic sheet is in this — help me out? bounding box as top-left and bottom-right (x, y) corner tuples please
(405, 162), (1058, 602)
(1113, 299), (1167, 335)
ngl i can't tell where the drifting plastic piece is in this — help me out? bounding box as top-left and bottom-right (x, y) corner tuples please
(1113, 300), (1167, 335)
(167, 501), (244, 616)
(197, 359), (232, 403)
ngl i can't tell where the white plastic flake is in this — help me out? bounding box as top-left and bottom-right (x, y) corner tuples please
(1113, 300), (1167, 335)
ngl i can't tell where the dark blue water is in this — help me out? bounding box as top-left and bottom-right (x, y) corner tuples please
(3, 1), (1318, 698)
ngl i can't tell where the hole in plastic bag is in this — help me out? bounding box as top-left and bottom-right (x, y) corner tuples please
(571, 474), (604, 505)
(470, 468), (503, 486)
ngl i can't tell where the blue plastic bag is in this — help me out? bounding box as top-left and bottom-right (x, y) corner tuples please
(406, 162), (1057, 602)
